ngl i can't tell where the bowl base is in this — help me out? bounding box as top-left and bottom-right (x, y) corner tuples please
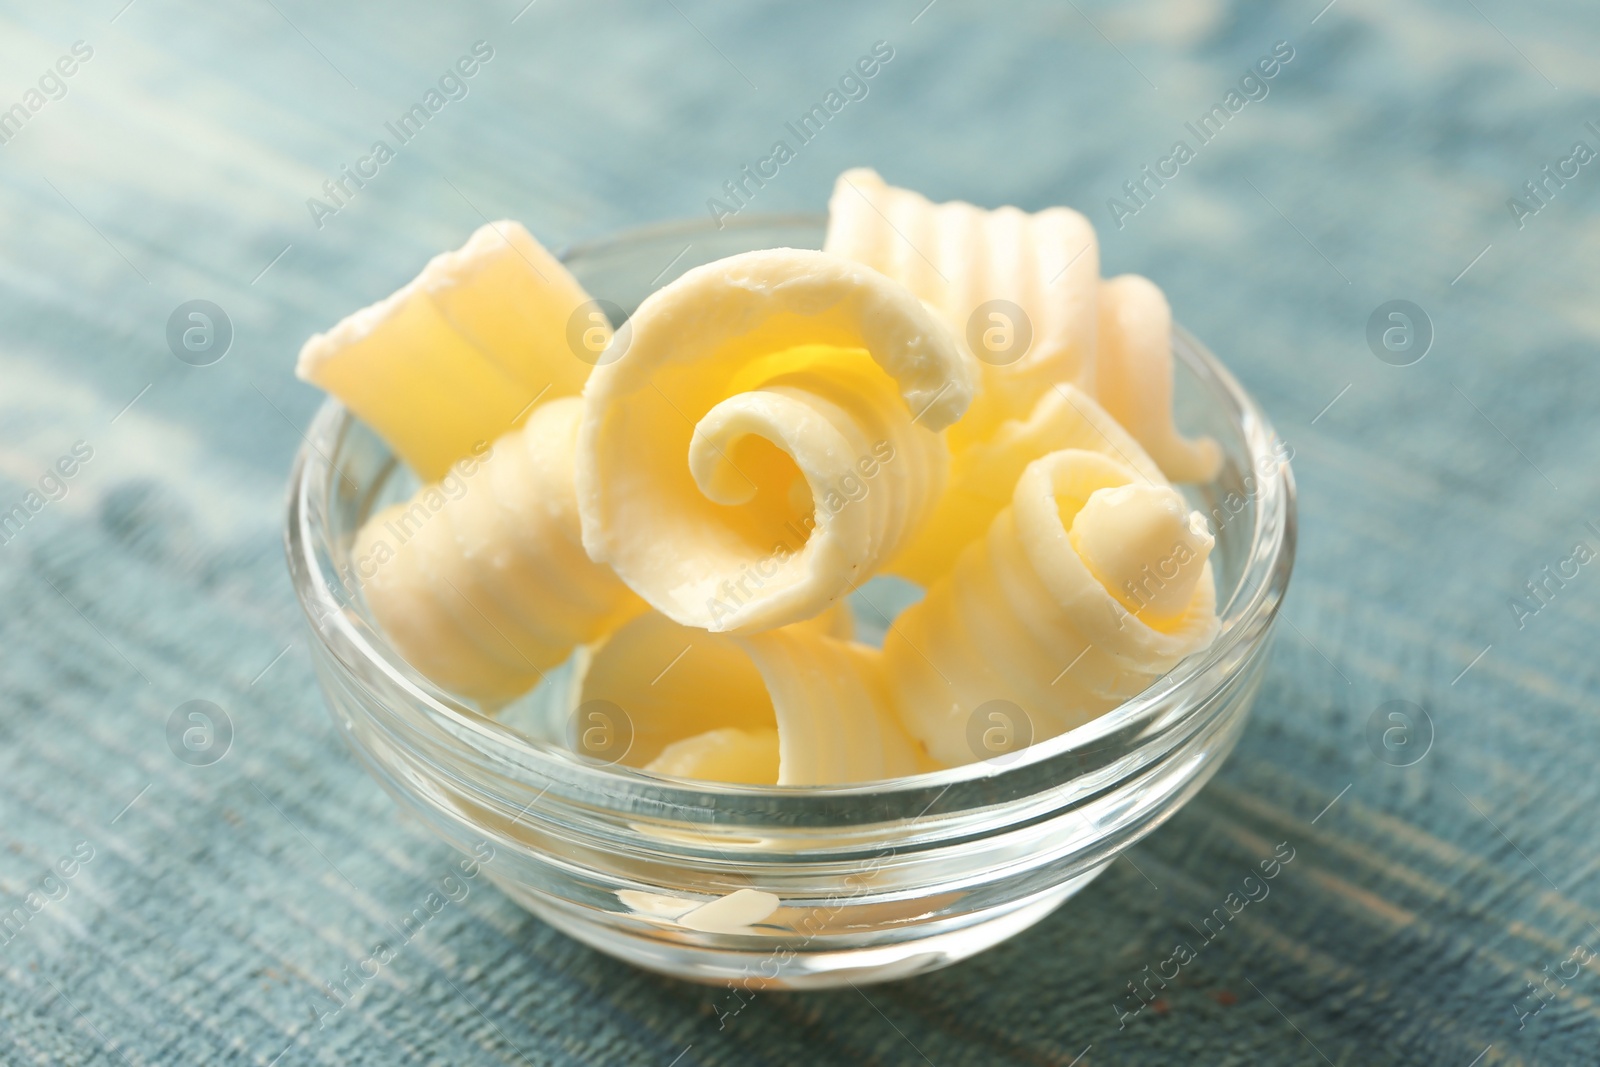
(491, 862), (1111, 989)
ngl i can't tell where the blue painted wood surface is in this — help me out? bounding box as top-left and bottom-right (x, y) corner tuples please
(1, 1), (1597, 1063)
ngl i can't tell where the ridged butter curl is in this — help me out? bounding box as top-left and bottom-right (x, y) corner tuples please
(576, 248), (976, 634)
(885, 448), (1220, 766)
(353, 397), (642, 707)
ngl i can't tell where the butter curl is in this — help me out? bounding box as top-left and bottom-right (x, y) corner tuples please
(577, 248), (975, 633)
(354, 397), (642, 707)
(297, 220), (593, 482)
(577, 605), (924, 785)
(885, 449), (1220, 766)
(824, 167), (1101, 448)
(1097, 274), (1222, 483)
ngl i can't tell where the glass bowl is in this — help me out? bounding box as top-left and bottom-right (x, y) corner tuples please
(284, 214), (1296, 989)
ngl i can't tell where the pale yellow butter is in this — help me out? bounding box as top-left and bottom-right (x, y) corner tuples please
(647, 728), (781, 784)
(354, 397), (642, 707)
(824, 169), (1220, 487)
(576, 247), (975, 635)
(890, 384), (1163, 586)
(578, 604), (923, 785)
(299, 188), (1230, 785)
(1097, 274), (1222, 483)
(297, 220), (595, 482)
(824, 167), (1101, 448)
(885, 449), (1219, 766)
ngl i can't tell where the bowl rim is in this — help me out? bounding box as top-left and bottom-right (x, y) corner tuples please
(553, 211), (831, 263)
(286, 213), (1296, 804)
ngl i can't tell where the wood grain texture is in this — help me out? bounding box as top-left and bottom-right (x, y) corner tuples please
(1, 0), (1597, 1063)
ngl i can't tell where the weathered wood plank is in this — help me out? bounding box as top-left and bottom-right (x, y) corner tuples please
(1, 0), (1597, 1063)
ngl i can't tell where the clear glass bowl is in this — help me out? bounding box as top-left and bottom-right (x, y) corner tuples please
(284, 214), (1296, 989)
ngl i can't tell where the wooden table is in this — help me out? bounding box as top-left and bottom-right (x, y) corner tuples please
(1, 1), (1595, 1063)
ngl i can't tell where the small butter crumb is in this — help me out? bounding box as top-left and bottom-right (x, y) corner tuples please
(678, 888), (781, 933)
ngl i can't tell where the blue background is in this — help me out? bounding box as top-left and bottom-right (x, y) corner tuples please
(1, 1), (1597, 1063)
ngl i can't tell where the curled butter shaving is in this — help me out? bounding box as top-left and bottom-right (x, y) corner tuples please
(297, 220), (593, 482)
(824, 167), (1101, 448)
(646, 728), (781, 784)
(890, 384), (1164, 586)
(824, 169), (1221, 487)
(577, 609), (781, 769)
(354, 397), (642, 706)
(885, 449), (1220, 766)
(742, 628), (926, 784)
(576, 247), (975, 634)
(1097, 274), (1222, 483)
(579, 603), (922, 785)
